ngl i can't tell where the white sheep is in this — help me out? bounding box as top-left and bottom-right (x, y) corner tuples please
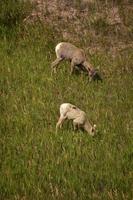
(51, 42), (96, 80)
(56, 103), (96, 136)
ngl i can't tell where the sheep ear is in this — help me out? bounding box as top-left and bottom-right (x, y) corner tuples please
(93, 124), (96, 128)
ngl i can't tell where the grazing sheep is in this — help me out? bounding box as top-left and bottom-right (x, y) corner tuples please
(56, 103), (96, 136)
(51, 42), (99, 81)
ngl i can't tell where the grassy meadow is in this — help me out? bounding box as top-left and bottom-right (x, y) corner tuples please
(0, 1), (133, 199)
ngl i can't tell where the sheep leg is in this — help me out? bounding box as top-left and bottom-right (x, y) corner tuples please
(51, 57), (63, 74)
(56, 116), (66, 132)
(73, 117), (84, 131)
(70, 60), (76, 75)
(73, 119), (82, 131)
(73, 120), (78, 131)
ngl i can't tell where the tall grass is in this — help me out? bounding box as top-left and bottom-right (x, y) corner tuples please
(0, 0), (32, 37)
(0, 1), (133, 199)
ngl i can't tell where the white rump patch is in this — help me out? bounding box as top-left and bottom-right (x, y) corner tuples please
(55, 43), (63, 54)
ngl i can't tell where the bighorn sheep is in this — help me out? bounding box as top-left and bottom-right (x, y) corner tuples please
(56, 103), (96, 136)
(51, 42), (99, 81)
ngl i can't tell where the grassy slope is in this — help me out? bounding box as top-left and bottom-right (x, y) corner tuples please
(0, 5), (133, 200)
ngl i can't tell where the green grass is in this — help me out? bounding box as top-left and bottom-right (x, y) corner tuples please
(0, 27), (133, 200)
